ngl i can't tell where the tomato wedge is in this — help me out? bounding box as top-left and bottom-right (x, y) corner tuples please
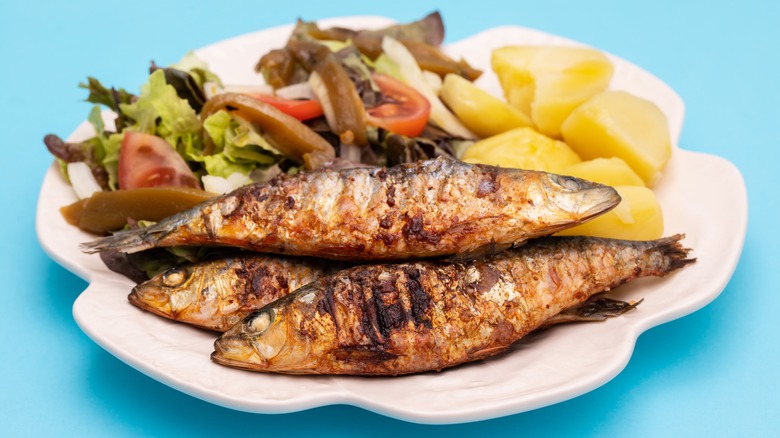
(366, 74), (431, 137)
(245, 94), (324, 121)
(118, 132), (201, 190)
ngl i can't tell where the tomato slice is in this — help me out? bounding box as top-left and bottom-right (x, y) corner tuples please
(245, 94), (324, 121)
(118, 132), (201, 190)
(366, 74), (431, 138)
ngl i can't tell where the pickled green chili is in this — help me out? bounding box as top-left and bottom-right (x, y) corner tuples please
(62, 187), (216, 234)
(400, 40), (482, 81)
(200, 92), (335, 169)
(287, 40), (368, 147)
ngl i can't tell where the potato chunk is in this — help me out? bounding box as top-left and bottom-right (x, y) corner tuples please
(461, 127), (581, 173)
(563, 157), (645, 187)
(491, 46), (614, 139)
(561, 91), (671, 186)
(556, 185), (663, 240)
(439, 74), (532, 138)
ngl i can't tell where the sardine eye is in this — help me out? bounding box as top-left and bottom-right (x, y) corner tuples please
(246, 310), (274, 335)
(201, 287), (217, 302)
(549, 174), (588, 191)
(162, 268), (187, 287)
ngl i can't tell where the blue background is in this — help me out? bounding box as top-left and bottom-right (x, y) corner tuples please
(2, 0), (776, 435)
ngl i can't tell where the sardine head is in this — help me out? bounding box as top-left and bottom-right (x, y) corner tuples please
(212, 287), (318, 373)
(129, 264), (223, 330)
(541, 174), (621, 226)
(212, 307), (280, 363)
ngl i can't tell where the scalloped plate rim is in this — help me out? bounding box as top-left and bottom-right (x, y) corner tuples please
(35, 16), (747, 425)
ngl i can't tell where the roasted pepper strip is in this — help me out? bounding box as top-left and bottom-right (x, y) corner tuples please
(400, 40), (482, 81)
(255, 48), (308, 89)
(306, 11), (444, 59)
(288, 40), (368, 147)
(256, 12), (443, 89)
(61, 187), (216, 234)
(200, 93), (335, 169)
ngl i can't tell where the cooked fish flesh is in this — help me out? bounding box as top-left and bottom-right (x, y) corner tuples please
(211, 235), (695, 375)
(129, 254), (342, 331)
(81, 158), (620, 261)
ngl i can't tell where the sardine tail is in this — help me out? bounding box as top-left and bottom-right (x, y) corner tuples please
(651, 234), (697, 271)
(80, 228), (156, 254)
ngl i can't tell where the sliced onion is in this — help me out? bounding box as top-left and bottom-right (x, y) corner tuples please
(381, 36), (476, 139)
(223, 84), (274, 95)
(202, 172), (253, 195)
(275, 82), (316, 100)
(308, 71), (337, 130)
(339, 143), (362, 163)
(206, 83), (275, 100)
(422, 70), (443, 93)
(67, 162), (103, 199)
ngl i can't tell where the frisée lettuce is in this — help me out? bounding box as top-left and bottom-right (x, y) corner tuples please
(48, 55), (287, 193)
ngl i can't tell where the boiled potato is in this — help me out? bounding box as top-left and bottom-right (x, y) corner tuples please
(492, 46), (614, 139)
(461, 127), (581, 174)
(563, 157), (645, 187)
(561, 90), (671, 186)
(556, 185), (663, 240)
(439, 74), (532, 138)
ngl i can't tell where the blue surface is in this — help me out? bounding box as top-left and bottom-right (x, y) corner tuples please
(2, 0), (776, 435)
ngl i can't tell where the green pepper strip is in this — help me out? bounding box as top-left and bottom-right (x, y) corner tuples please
(303, 11), (445, 59)
(61, 187), (216, 234)
(288, 40), (368, 147)
(400, 40), (483, 81)
(255, 48), (303, 89)
(200, 93), (335, 170)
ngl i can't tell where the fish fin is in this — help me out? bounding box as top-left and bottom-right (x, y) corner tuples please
(80, 223), (175, 254)
(469, 345), (510, 360)
(541, 295), (643, 328)
(79, 207), (198, 254)
(650, 234), (697, 271)
(80, 228), (151, 254)
(438, 215), (507, 258)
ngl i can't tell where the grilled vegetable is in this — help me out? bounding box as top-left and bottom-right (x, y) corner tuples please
(200, 93), (335, 169)
(288, 40), (368, 148)
(61, 186), (216, 234)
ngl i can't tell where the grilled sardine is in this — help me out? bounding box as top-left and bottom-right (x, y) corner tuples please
(82, 158), (620, 261)
(212, 235), (694, 375)
(129, 254), (342, 331)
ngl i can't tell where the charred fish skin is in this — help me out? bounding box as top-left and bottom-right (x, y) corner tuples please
(128, 254), (340, 331)
(212, 235), (695, 375)
(81, 158), (621, 261)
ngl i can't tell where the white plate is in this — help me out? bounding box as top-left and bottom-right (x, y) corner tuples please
(36, 16), (747, 424)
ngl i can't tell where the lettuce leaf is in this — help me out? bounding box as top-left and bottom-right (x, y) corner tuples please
(79, 77), (135, 131)
(85, 106), (123, 189)
(199, 110), (282, 177)
(86, 106), (107, 161)
(200, 154), (254, 177)
(119, 69), (202, 156)
(171, 52), (222, 87)
(99, 133), (123, 190)
(53, 55), (290, 194)
(202, 110), (231, 149)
